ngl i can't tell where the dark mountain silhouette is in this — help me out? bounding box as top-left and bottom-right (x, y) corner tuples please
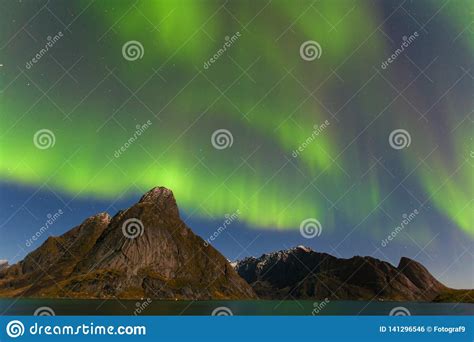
(0, 260), (8, 272)
(0, 187), (470, 303)
(0, 187), (256, 299)
(234, 246), (473, 303)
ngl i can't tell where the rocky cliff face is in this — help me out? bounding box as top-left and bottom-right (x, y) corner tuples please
(234, 246), (449, 301)
(0, 260), (8, 272)
(1, 188), (467, 302)
(0, 187), (256, 300)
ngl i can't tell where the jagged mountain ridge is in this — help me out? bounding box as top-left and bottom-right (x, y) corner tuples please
(0, 187), (256, 299)
(0, 187), (470, 302)
(233, 246), (472, 302)
(0, 260), (8, 272)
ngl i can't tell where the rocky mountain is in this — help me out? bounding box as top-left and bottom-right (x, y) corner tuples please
(0, 187), (256, 300)
(1, 188), (470, 303)
(234, 246), (471, 302)
(0, 260), (8, 271)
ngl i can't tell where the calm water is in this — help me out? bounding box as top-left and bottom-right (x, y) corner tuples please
(0, 299), (472, 316)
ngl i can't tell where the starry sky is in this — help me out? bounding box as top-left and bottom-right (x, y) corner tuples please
(0, 0), (472, 289)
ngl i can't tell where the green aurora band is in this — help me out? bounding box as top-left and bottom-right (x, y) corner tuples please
(0, 0), (472, 237)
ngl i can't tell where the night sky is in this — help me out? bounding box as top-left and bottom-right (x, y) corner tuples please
(0, 0), (472, 289)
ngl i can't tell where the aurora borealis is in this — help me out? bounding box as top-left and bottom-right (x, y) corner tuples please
(0, 0), (472, 288)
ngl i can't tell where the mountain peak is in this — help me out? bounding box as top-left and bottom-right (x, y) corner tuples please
(0, 186), (256, 300)
(234, 246), (449, 301)
(398, 256), (418, 268)
(397, 256), (446, 296)
(138, 186), (179, 217)
(295, 245), (312, 253)
(0, 260), (8, 271)
(86, 212), (111, 224)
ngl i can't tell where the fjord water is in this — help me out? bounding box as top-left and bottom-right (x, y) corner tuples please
(1, 299), (472, 316)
